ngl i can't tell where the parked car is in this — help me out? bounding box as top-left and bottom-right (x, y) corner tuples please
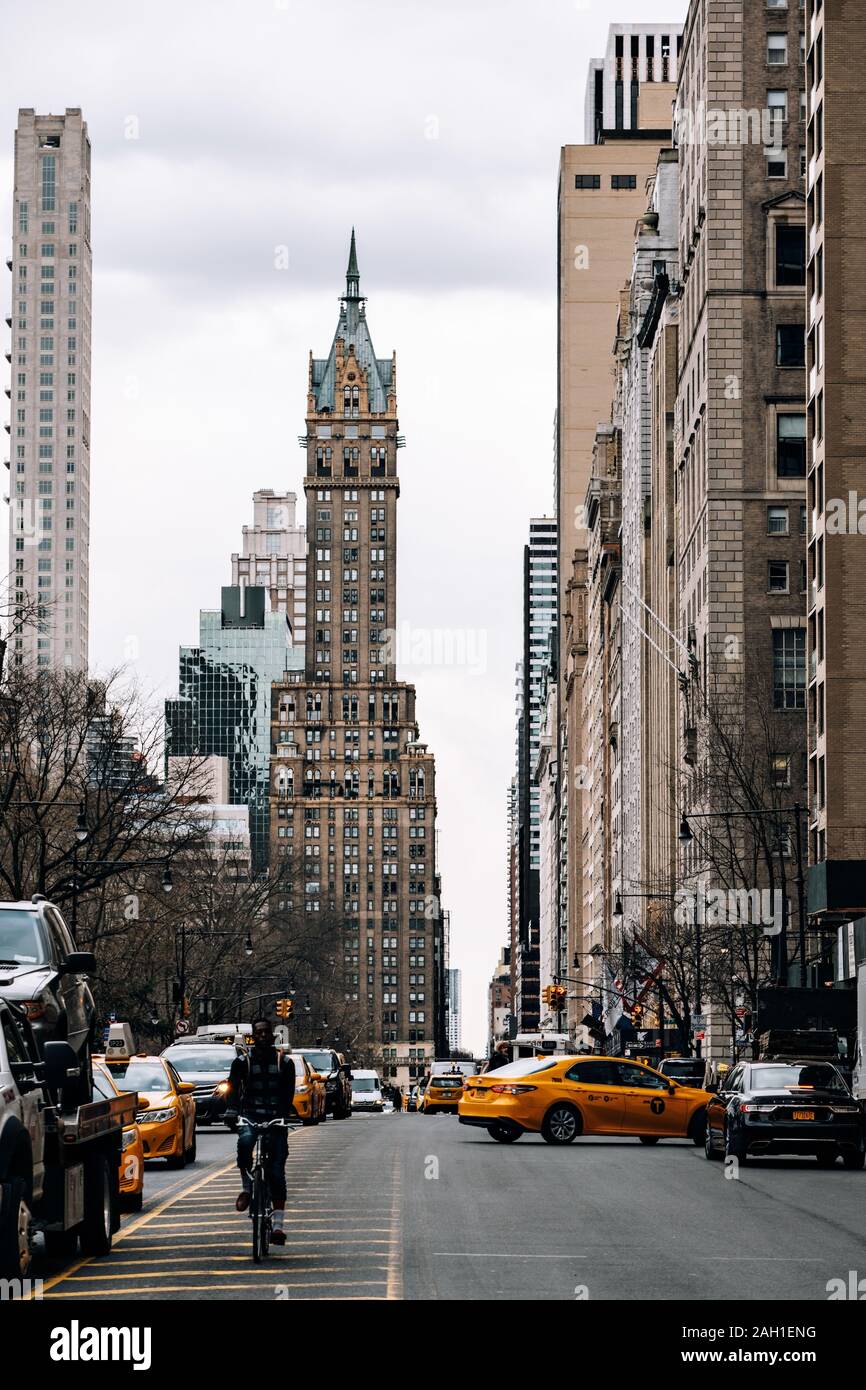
(291, 1047), (352, 1119)
(705, 1059), (866, 1168)
(0, 896), (96, 1098)
(351, 1069), (384, 1112)
(161, 1039), (245, 1127)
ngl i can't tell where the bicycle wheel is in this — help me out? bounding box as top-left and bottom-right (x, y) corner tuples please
(251, 1166), (268, 1263)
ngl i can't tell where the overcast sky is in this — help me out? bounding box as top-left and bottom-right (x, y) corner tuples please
(2, 0), (685, 1055)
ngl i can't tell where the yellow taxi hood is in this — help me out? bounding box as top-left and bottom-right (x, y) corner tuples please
(135, 1091), (174, 1110)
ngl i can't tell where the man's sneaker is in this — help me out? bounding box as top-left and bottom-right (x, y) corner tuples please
(235, 1192), (250, 1212)
(271, 1228), (286, 1245)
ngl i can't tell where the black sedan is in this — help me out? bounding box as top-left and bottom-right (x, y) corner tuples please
(705, 1060), (865, 1168)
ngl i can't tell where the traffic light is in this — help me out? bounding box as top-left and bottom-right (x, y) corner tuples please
(549, 984), (567, 1009)
(542, 985), (553, 1008)
(276, 997), (294, 1019)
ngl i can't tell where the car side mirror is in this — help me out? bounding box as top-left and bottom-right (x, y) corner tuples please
(177, 1081), (196, 1094)
(705, 1081), (718, 1094)
(43, 1039), (80, 1105)
(62, 950), (96, 976)
(667, 1085), (676, 1096)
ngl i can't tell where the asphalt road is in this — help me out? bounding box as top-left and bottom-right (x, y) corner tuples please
(34, 1113), (866, 1301)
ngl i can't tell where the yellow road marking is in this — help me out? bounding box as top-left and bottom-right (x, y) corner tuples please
(35, 1158), (237, 1297)
(45, 1279), (390, 1297)
(62, 1264), (389, 1280)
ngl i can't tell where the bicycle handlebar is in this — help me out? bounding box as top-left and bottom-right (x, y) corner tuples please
(235, 1115), (292, 1130)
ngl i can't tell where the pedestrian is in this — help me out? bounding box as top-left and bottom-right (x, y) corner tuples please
(391, 1084), (402, 1113)
(483, 1041), (511, 1073)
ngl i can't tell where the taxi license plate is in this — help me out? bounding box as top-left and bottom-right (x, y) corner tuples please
(792, 1110), (815, 1121)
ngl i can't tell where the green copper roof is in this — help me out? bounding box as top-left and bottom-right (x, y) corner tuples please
(311, 231), (393, 414)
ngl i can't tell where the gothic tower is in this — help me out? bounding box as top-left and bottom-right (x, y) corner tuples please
(270, 234), (446, 1081)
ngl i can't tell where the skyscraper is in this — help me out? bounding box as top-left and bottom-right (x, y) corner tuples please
(165, 585), (301, 872)
(231, 489), (307, 647)
(7, 109), (92, 671)
(269, 234), (446, 1085)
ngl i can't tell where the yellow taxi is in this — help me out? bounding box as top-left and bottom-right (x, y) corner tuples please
(101, 1053), (197, 1168)
(458, 1054), (712, 1146)
(290, 1053), (327, 1126)
(421, 1073), (465, 1114)
(92, 1060), (145, 1211)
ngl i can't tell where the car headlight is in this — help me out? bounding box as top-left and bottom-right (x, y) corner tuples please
(122, 1128), (138, 1150)
(21, 999), (47, 1021)
(296, 1084), (308, 1093)
(215, 1082), (230, 1095)
(138, 1108), (176, 1124)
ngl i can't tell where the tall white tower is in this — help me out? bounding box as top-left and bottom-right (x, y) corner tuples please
(7, 109), (92, 671)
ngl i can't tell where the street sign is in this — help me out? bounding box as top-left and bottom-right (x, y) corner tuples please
(175, 1019), (190, 1036)
(692, 1013), (706, 1030)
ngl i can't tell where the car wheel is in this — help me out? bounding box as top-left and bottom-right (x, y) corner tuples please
(0, 1178), (33, 1280)
(185, 1132), (197, 1164)
(487, 1124), (522, 1143)
(688, 1110), (707, 1146)
(639, 1136), (660, 1145)
(165, 1142), (187, 1169)
(80, 1154), (115, 1256)
(301, 1118), (316, 1127)
(122, 1190), (144, 1212)
(724, 1122), (747, 1164)
(226, 1118), (238, 1133)
(541, 1103), (581, 1145)
(842, 1147), (865, 1171)
(705, 1120), (722, 1161)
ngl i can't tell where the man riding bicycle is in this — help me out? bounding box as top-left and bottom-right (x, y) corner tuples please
(225, 1018), (295, 1245)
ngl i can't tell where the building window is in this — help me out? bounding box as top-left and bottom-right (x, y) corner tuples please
(41, 155), (56, 212)
(773, 628), (806, 709)
(777, 413), (806, 477)
(767, 33), (788, 64)
(772, 756), (791, 788)
(774, 224), (806, 286)
(776, 324), (805, 367)
(574, 174), (601, 190)
(768, 560), (789, 593)
(767, 506), (789, 535)
(766, 147), (787, 178)
(767, 89), (788, 120)
(611, 174), (637, 190)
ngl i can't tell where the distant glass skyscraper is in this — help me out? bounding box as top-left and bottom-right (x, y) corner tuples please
(165, 586), (301, 870)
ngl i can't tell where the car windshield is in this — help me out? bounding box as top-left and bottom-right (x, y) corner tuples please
(484, 1059), (560, 1079)
(105, 1061), (170, 1092)
(750, 1064), (847, 1094)
(0, 909), (45, 966)
(163, 1048), (235, 1075)
(353, 1077), (378, 1092)
(92, 1068), (116, 1102)
(298, 1051), (332, 1072)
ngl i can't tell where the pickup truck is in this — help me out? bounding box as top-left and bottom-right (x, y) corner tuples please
(0, 997), (133, 1280)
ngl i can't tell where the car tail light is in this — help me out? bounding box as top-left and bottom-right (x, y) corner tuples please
(490, 1084), (537, 1095)
(831, 1105), (860, 1114)
(740, 1104), (776, 1113)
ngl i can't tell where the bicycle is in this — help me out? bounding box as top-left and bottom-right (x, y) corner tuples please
(236, 1116), (291, 1262)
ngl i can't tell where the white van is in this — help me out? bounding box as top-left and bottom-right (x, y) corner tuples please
(351, 1068), (384, 1112)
